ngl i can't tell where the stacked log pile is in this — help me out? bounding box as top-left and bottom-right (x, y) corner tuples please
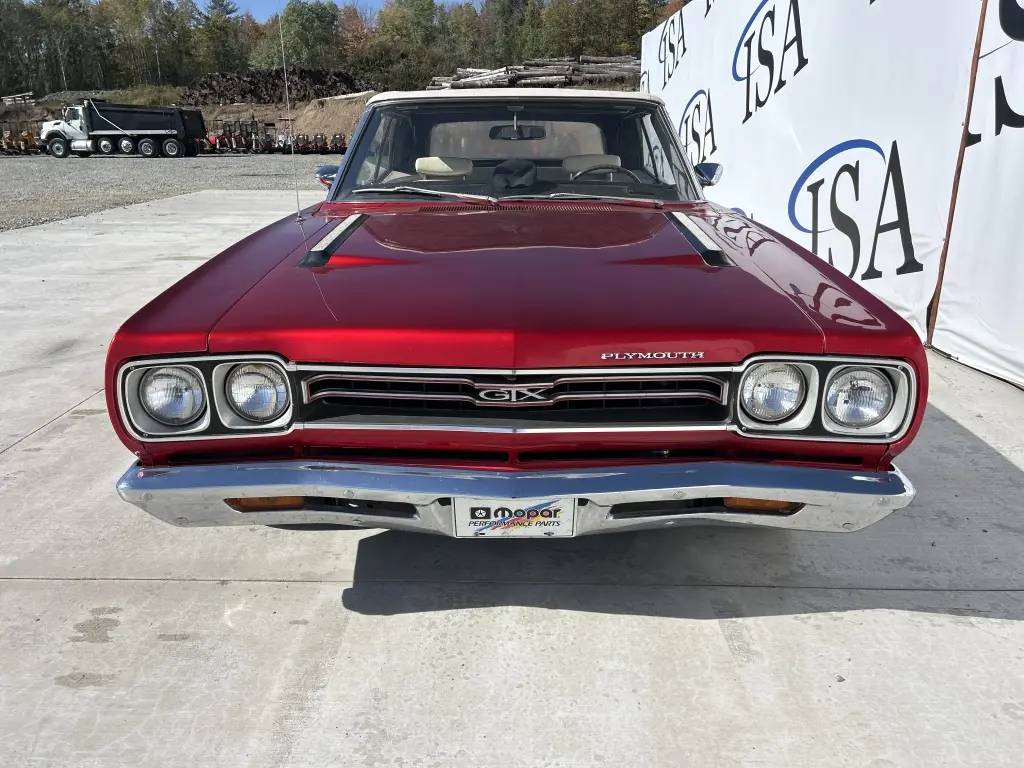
(182, 69), (361, 105)
(427, 56), (641, 90)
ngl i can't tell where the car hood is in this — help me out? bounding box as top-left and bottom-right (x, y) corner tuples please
(207, 203), (891, 368)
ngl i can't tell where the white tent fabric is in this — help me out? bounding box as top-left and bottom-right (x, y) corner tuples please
(932, 0), (1024, 387)
(640, 1), (981, 339)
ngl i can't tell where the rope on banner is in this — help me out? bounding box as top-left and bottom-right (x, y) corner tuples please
(927, 0), (990, 344)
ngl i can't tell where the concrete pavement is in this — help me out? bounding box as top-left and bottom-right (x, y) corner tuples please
(1, 192), (1022, 767)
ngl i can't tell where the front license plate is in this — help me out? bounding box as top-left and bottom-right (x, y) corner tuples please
(454, 497), (577, 538)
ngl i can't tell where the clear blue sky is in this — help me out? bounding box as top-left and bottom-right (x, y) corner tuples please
(237, 0), (388, 22)
(237, 0), (472, 22)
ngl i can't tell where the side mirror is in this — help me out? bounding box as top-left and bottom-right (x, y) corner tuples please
(314, 164), (339, 189)
(695, 162), (723, 187)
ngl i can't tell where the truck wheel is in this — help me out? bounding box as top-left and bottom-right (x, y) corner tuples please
(118, 137), (135, 154)
(138, 138), (158, 158)
(161, 138), (184, 158)
(97, 137), (114, 155)
(47, 138), (69, 158)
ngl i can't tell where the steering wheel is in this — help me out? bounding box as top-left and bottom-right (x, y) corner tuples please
(571, 164), (643, 183)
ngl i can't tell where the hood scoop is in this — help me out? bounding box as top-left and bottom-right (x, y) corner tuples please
(300, 214), (367, 268)
(667, 212), (734, 268)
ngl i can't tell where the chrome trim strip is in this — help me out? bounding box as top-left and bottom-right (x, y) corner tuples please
(309, 213), (363, 254)
(295, 363), (741, 376)
(117, 459), (916, 534)
(299, 421), (731, 434)
(304, 389), (726, 407)
(301, 372), (728, 389)
(90, 129), (178, 135)
(671, 211), (722, 253)
(120, 353), (297, 370)
(108, 421), (732, 443)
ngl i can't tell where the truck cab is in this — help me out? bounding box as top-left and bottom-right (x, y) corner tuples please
(61, 106), (88, 139)
(40, 105), (90, 157)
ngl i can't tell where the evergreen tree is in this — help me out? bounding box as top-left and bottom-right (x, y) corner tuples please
(198, 0), (245, 72)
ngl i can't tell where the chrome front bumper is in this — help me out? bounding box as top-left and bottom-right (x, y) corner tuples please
(117, 460), (914, 535)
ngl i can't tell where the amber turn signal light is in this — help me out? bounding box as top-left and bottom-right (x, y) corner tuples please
(723, 498), (802, 514)
(225, 496), (305, 512)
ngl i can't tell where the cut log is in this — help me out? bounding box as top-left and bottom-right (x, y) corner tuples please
(514, 76), (570, 87)
(427, 56), (641, 90)
(579, 55), (639, 64)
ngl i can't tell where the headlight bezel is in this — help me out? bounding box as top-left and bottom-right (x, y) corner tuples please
(735, 356), (917, 442)
(118, 355), (294, 440)
(215, 361), (293, 428)
(737, 361), (820, 432)
(821, 364), (910, 438)
(122, 363), (211, 437)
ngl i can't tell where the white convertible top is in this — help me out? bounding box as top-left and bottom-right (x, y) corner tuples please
(366, 88), (665, 107)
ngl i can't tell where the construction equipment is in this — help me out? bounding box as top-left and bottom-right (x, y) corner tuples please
(1, 121), (17, 154)
(20, 122), (43, 153)
(40, 98), (206, 158)
(256, 122), (278, 153)
(329, 133), (348, 155)
(1, 120), (44, 154)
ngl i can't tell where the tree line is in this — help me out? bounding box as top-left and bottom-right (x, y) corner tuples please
(0, 0), (677, 99)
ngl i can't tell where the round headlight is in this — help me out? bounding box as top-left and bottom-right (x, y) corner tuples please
(825, 369), (894, 428)
(140, 367), (206, 426)
(225, 364), (290, 423)
(740, 363), (807, 423)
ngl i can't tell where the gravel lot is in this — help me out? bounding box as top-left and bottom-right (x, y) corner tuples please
(0, 154), (326, 231)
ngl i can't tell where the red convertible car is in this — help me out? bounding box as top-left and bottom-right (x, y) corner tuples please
(107, 89), (926, 538)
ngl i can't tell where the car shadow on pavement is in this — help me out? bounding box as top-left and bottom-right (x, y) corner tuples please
(340, 406), (1024, 621)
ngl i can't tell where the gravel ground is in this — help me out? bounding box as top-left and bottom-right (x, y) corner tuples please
(0, 154), (326, 231)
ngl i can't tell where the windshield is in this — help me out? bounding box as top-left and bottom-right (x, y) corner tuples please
(332, 99), (701, 203)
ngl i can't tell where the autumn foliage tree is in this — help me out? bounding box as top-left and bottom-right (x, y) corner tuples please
(0, 0), (671, 97)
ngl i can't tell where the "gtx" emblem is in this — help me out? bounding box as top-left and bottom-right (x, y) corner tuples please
(476, 387), (550, 405)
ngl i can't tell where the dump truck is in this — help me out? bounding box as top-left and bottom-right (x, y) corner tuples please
(39, 98), (206, 158)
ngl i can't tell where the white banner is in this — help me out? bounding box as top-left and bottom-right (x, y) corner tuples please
(641, 0), (982, 338)
(932, 0), (1024, 387)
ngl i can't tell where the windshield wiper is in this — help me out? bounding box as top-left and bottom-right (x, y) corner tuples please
(349, 186), (496, 205)
(499, 193), (664, 209)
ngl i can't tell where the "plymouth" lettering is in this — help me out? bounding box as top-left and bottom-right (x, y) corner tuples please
(601, 352), (706, 361)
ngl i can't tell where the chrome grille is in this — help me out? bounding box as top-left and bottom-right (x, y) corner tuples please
(298, 368), (731, 427)
(303, 371), (728, 409)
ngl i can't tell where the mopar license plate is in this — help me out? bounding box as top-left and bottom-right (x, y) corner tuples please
(454, 497), (577, 538)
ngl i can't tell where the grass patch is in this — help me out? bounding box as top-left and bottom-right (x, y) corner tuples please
(99, 85), (185, 106)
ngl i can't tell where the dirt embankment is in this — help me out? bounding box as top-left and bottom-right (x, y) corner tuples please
(202, 93), (372, 139)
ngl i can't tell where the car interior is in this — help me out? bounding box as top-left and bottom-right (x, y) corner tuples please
(336, 100), (699, 201)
